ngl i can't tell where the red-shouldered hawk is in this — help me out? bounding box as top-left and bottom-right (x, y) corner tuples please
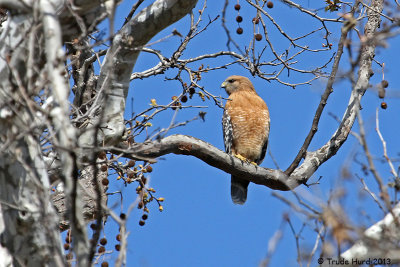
(221, 75), (270, 204)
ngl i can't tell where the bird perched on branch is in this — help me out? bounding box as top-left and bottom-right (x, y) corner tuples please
(221, 75), (270, 204)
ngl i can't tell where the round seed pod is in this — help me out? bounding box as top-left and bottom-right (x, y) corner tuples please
(100, 164), (108, 172)
(98, 246), (105, 254)
(98, 151), (107, 160)
(146, 165), (153, 173)
(100, 238), (107, 246)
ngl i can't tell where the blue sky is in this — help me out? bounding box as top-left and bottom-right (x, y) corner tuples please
(91, 1), (400, 266)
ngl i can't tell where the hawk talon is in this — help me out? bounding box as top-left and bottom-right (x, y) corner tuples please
(233, 153), (247, 162)
(233, 154), (258, 166)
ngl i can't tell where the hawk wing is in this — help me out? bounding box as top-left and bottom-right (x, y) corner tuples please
(255, 110), (270, 165)
(255, 134), (268, 165)
(222, 109), (233, 154)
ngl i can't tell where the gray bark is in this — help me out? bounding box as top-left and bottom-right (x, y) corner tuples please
(0, 12), (65, 267)
(0, 0), (198, 265)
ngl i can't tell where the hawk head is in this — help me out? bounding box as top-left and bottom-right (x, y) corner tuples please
(221, 75), (255, 95)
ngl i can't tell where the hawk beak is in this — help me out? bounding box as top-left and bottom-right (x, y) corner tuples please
(221, 81), (227, 88)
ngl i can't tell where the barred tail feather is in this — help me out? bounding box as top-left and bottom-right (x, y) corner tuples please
(231, 176), (249, 205)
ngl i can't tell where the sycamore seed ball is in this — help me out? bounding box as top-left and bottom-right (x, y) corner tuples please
(98, 246), (105, 254)
(100, 164), (108, 172)
(128, 160), (135, 167)
(146, 165), (153, 173)
(98, 151), (106, 160)
(181, 95), (188, 103)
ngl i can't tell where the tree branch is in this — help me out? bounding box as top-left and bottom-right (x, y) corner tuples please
(118, 134), (299, 190)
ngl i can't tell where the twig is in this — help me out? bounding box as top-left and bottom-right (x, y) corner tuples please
(375, 108), (398, 179)
(307, 226), (325, 267)
(358, 175), (385, 212)
(357, 109), (390, 211)
(123, 0), (145, 26)
(287, 218), (306, 267)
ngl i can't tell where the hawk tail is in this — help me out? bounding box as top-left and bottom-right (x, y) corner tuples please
(231, 176), (249, 205)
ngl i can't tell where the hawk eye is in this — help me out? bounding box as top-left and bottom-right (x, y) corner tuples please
(228, 79), (234, 83)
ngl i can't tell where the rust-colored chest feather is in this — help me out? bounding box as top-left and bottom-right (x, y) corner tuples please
(224, 90), (270, 162)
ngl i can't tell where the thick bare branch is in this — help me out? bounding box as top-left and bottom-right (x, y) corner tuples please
(120, 134), (298, 190)
(0, 9), (65, 266)
(40, 1), (91, 264)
